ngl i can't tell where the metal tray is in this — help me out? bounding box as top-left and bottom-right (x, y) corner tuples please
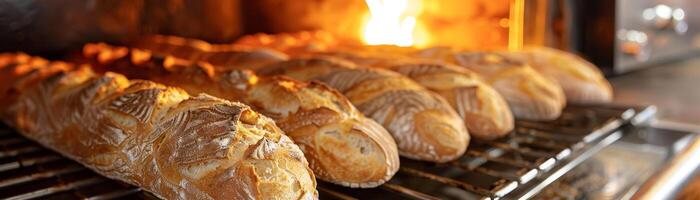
(0, 105), (653, 200)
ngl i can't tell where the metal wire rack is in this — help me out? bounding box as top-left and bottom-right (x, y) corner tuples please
(0, 105), (648, 200)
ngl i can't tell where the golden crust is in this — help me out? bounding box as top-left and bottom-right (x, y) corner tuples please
(315, 51), (514, 139)
(0, 54), (317, 199)
(133, 35), (289, 71)
(392, 64), (514, 139)
(261, 57), (469, 162)
(418, 49), (566, 120)
(232, 33), (514, 139)
(234, 31), (340, 56)
(501, 47), (613, 104)
(79, 44), (399, 188)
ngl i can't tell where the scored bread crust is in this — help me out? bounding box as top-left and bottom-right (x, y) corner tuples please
(498, 47), (613, 104)
(133, 35), (468, 162)
(0, 53), (318, 200)
(229, 33), (567, 121)
(259, 57), (469, 162)
(132, 35), (289, 71)
(417, 48), (566, 121)
(78, 43), (400, 188)
(229, 32), (514, 139)
(311, 51), (514, 140)
(389, 63), (514, 140)
(234, 31), (340, 56)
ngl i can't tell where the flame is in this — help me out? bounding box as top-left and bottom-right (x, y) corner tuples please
(362, 0), (419, 47)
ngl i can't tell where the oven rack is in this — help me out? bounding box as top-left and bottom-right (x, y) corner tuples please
(0, 105), (651, 200)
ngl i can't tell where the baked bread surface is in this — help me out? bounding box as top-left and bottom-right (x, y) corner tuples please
(80, 43), (400, 188)
(501, 47), (613, 104)
(314, 51), (514, 140)
(0, 53), (318, 199)
(417, 48), (566, 120)
(260, 57), (469, 162)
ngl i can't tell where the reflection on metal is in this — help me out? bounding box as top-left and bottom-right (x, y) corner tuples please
(632, 105), (657, 125)
(631, 135), (700, 200)
(0, 105), (652, 199)
(515, 131), (624, 200)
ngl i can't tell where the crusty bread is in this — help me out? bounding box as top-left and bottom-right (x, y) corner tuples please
(234, 31), (340, 56)
(387, 62), (514, 140)
(233, 33), (514, 139)
(229, 32), (570, 120)
(0, 53), (318, 200)
(132, 36), (469, 161)
(313, 51), (514, 140)
(229, 32), (561, 121)
(259, 57), (469, 162)
(0, 54), (71, 107)
(132, 35), (289, 71)
(417, 48), (566, 120)
(497, 47), (613, 104)
(78, 43), (400, 188)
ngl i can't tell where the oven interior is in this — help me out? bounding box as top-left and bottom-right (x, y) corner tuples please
(1, 0), (699, 199)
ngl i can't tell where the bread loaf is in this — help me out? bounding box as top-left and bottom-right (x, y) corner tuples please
(230, 32), (563, 121)
(0, 53), (318, 199)
(259, 57), (469, 162)
(132, 35), (289, 71)
(234, 32), (514, 137)
(497, 47), (613, 104)
(234, 31), (340, 56)
(314, 51), (513, 140)
(133, 36), (469, 162)
(417, 48), (566, 120)
(78, 43), (400, 188)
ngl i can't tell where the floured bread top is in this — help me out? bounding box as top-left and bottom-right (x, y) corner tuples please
(80, 44), (400, 188)
(0, 54), (318, 199)
(245, 76), (399, 187)
(503, 47), (613, 103)
(308, 51), (514, 139)
(416, 49), (566, 120)
(262, 57), (469, 162)
(133, 35), (289, 71)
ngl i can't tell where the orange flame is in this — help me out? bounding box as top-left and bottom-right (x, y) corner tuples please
(362, 0), (420, 47)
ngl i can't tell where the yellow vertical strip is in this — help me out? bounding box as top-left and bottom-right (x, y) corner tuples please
(509, 0), (525, 50)
(533, 0), (547, 46)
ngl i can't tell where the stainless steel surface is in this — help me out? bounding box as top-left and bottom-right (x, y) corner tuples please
(616, 0), (700, 73)
(514, 131), (624, 200)
(325, 105), (638, 200)
(525, 121), (699, 199)
(610, 55), (700, 199)
(0, 105), (642, 200)
(630, 124), (700, 200)
(611, 57), (700, 125)
(535, 131), (669, 200)
(618, 29), (651, 61)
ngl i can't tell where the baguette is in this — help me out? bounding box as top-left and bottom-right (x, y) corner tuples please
(78, 43), (400, 188)
(132, 35), (289, 71)
(230, 33), (563, 120)
(133, 36), (469, 162)
(236, 33), (514, 137)
(315, 51), (514, 140)
(417, 48), (566, 120)
(497, 47), (613, 104)
(234, 31), (340, 56)
(0, 53), (317, 199)
(259, 57), (469, 162)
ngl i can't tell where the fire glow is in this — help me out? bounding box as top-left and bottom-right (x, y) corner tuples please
(362, 0), (419, 47)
